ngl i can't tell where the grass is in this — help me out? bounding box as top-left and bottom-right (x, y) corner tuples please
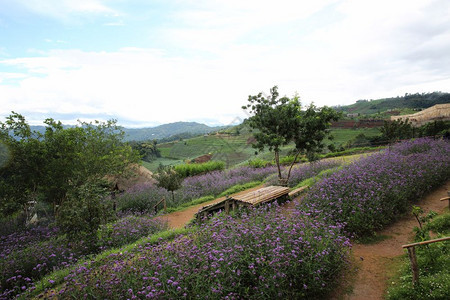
(141, 157), (184, 172)
(386, 209), (450, 299)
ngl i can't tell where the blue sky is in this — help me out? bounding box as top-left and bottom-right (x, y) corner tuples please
(1, 0), (450, 127)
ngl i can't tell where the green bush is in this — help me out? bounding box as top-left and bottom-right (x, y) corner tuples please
(247, 158), (271, 168)
(174, 161), (225, 177)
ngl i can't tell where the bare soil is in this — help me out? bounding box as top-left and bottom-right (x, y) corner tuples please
(335, 180), (450, 300)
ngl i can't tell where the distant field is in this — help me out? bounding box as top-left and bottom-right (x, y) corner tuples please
(142, 127), (383, 172)
(141, 158), (185, 172)
(329, 127), (380, 145)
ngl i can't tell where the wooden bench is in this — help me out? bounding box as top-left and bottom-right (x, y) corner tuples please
(196, 186), (290, 221)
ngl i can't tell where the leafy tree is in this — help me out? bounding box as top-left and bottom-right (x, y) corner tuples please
(379, 119), (413, 147)
(154, 165), (182, 202)
(418, 120), (449, 137)
(129, 140), (161, 162)
(0, 112), (139, 230)
(56, 181), (113, 247)
(0, 112), (47, 216)
(242, 86), (340, 184)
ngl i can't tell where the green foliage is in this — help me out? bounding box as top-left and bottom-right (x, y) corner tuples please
(279, 154), (307, 165)
(336, 92), (450, 115)
(128, 140), (161, 162)
(387, 211), (450, 300)
(248, 158), (271, 168)
(0, 112), (139, 233)
(425, 213), (450, 234)
(174, 161), (225, 177)
(418, 120), (450, 137)
(242, 86), (340, 181)
(56, 182), (112, 245)
(379, 119), (414, 145)
(154, 165), (182, 201)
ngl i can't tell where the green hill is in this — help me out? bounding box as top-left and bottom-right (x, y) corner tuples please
(123, 122), (225, 141)
(336, 92), (450, 116)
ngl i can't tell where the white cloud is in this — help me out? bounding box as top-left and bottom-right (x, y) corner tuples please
(13, 0), (118, 21)
(1, 0), (450, 126)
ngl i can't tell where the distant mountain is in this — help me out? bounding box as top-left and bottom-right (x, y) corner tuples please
(335, 92), (450, 115)
(122, 122), (225, 141)
(27, 122), (225, 142)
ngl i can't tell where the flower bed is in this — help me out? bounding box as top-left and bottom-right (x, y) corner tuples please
(0, 215), (167, 298)
(301, 138), (450, 237)
(48, 205), (351, 299)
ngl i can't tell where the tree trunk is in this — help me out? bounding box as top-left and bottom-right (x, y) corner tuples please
(274, 151), (282, 179)
(286, 150), (301, 182)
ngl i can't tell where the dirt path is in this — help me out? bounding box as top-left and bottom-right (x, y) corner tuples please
(341, 180), (450, 300)
(159, 185), (265, 228)
(159, 178), (449, 299)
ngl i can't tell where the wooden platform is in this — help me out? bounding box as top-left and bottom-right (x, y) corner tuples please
(196, 185), (290, 221)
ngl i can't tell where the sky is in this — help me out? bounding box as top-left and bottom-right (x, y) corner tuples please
(1, 0), (450, 127)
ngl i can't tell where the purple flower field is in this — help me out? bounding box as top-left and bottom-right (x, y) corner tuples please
(116, 165), (278, 212)
(44, 204), (351, 299)
(301, 138), (450, 237)
(0, 215), (167, 299)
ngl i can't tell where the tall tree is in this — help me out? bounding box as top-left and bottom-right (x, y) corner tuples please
(242, 86), (340, 185)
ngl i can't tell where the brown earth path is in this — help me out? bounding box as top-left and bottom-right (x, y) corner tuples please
(340, 180), (450, 300)
(159, 185), (265, 228)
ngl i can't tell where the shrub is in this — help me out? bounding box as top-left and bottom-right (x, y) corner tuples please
(174, 161), (225, 178)
(116, 182), (171, 213)
(97, 214), (168, 249)
(247, 158), (271, 168)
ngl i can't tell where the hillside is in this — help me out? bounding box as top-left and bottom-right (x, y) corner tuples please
(123, 122), (225, 141)
(335, 92), (450, 116)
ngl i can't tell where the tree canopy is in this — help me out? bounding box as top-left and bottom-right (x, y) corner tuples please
(242, 86), (340, 184)
(0, 112), (140, 217)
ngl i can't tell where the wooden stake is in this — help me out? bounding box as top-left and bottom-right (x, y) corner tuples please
(407, 247), (419, 286)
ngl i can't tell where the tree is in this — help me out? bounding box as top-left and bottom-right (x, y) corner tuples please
(154, 165), (182, 202)
(0, 112), (47, 216)
(242, 86), (340, 185)
(379, 119), (413, 148)
(0, 112), (139, 227)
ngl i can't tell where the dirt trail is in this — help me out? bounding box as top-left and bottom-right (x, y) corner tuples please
(159, 185), (265, 228)
(341, 180), (450, 300)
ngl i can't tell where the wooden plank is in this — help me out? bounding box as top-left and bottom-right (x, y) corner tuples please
(288, 186), (308, 198)
(402, 236), (450, 248)
(232, 186), (289, 205)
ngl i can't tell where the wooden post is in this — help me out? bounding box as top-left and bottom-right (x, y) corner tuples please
(225, 200), (230, 214)
(402, 237), (450, 286)
(406, 247), (419, 286)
